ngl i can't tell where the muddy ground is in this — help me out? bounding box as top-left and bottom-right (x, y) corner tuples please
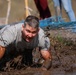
(0, 29), (76, 75)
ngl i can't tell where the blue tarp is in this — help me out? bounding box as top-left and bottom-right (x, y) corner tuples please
(0, 17), (76, 33)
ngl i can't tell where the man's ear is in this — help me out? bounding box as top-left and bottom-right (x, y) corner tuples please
(22, 24), (24, 30)
(37, 27), (40, 32)
(22, 24), (24, 27)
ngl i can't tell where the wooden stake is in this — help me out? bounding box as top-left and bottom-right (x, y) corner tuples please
(25, 0), (29, 17)
(5, 0), (11, 24)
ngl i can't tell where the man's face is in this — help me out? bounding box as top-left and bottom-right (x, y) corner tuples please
(22, 24), (39, 42)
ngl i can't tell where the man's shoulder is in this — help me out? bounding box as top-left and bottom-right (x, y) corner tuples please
(38, 28), (46, 41)
(39, 28), (45, 36)
(12, 23), (23, 28)
(8, 22), (23, 31)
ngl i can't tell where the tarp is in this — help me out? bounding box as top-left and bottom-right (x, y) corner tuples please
(0, 17), (76, 33)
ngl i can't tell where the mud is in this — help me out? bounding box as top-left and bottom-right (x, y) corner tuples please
(0, 29), (76, 75)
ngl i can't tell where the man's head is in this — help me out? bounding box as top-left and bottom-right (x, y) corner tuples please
(22, 15), (39, 42)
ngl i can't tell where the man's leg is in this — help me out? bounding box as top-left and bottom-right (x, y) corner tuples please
(53, 0), (62, 22)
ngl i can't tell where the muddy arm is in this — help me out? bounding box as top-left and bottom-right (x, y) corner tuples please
(40, 50), (52, 70)
(0, 46), (6, 59)
(41, 50), (51, 59)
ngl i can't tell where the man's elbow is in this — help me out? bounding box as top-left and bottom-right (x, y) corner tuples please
(41, 50), (52, 60)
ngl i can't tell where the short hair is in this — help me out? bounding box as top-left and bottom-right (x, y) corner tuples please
(24, 15), (39, 29)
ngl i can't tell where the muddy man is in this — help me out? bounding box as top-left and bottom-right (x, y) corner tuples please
(0, 15), (52, 70)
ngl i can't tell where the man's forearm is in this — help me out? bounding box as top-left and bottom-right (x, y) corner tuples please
(42, 58), (52, 70)
(40, 49), (52, 70)
(0, 46), (5, 59)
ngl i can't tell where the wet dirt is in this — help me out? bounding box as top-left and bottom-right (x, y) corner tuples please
(0, 29), (76, 75)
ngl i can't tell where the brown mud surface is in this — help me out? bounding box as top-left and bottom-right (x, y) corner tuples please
(0, 29), (76, 75)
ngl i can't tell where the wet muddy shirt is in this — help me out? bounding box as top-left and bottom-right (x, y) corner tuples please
(0, 23), (50, 52)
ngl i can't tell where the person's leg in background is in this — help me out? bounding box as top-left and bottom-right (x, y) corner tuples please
(53, 0), (62, 22)
(34, 0), (51, 19)
(61, 0), (76, 32)
(40, 0), (51, 19)
(61, 0), (76, 22)
(34, 0), (43, 19)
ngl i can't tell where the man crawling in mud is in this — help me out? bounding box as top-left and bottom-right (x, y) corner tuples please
(0, 15), (52, 71)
